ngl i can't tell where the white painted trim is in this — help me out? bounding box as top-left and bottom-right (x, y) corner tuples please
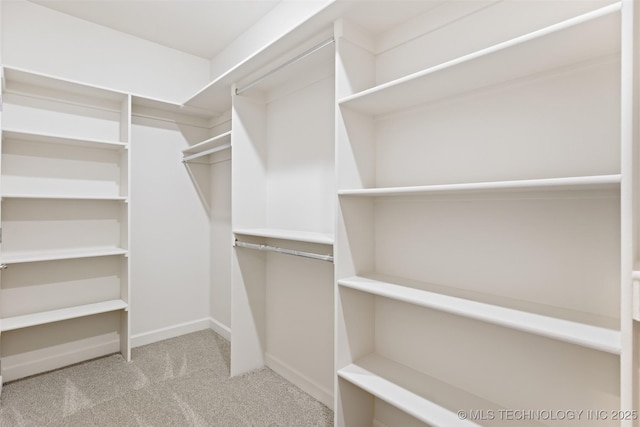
(264, 352), (333, 410)
(130, 318), (210, 348)
(208, 317), (231, 341)
(2, 337), (119, 382)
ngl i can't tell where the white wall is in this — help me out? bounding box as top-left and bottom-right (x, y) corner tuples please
(130, 117), (211, 344)
(1, 0), (210, 102)
(210, 155), (232, 338)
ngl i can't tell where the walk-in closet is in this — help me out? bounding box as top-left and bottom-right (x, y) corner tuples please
(0, 0), (639, 426)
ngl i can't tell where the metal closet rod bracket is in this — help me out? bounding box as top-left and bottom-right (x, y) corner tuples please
(234, 239), (334, 263)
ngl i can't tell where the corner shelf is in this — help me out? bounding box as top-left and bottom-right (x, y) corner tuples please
(338, 3), (620, 117)
(1, 299), (128, 332)
(182, 131), (232, 162)
(338, 174), (621, 198)
(1, 247), (128, 265)
(339, 275), (621, 354)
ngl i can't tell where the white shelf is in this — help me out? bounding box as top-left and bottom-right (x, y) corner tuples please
(338, 175), (621, 197)
(2, 129), (127, 150)
(1, 247), (128, 265)
(338, 353), (513, 427)
(2, 194), (127, 202)
(1, 299), (128, 332)
(339, 275), (621, 354)
(233, 228), (334, 245)
(182, 4), (345, 113)
(182, 131), (232, 162)
(131, 95), (216, 121)
(338, 3), (620, 116)
(2, 66), (127, 108)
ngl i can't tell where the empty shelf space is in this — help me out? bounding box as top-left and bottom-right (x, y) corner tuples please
(2, 129), (127, 150)
(338, 353), (510, 427)
(338, 3), (620, 116)
(338, 175), (621, 197)
(339, 275), (621, 354)
(1, 299), (128, 332)
(233, 228), (334, 245)
(182, 131), (232, 162)
(1, 247), (128, 264)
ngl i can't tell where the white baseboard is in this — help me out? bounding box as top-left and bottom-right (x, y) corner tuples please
(2, 334), (120, 383)
(131, 318), (211, 348)
(264, 352), (333, 410)
(208, 317), (231, 341)
(1, 318), (225, 384)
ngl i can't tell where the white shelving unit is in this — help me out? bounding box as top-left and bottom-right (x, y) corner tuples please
(0, 66), (131, 384)
(230, 34), (336, 408)
(335, 1), (635, 426)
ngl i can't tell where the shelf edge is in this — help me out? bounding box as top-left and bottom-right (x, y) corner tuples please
(339, 276), (621, 354)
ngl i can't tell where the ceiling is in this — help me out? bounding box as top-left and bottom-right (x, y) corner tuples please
(27, 0), (281, 59)
(25, 0), (450, 61)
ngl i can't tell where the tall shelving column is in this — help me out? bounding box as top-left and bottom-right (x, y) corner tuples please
(335, 1), (635, 425)
(230, 32), (336, 408)
(0, 66), (131, 384)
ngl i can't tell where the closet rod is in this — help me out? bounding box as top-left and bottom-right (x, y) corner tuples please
(234, 240), (334, 263)
(182, 143), (231, 163)
(235, 37), (335, 96)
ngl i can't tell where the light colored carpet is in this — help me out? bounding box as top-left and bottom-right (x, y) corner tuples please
(0, 330), (333, 426)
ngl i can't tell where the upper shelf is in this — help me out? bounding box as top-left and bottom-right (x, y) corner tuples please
(338, 3), (621, 117)
(182, 131), (232, 162)
(2, 66), (128, 111)
(2, 129), (127, 150)
(233, 228), (334, 245)
(338, 175), (621, 197)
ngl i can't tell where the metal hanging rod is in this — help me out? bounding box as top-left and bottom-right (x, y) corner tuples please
(234, 240), (334, 263)
(235, 37), (335, 96)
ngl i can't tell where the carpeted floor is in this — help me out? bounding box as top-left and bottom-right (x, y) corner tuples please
(0, 330), (334, 426)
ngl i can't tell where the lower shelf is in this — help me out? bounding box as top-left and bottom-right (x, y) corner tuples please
(1, 299), (128, 332)
(338, 353), (527, 426)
